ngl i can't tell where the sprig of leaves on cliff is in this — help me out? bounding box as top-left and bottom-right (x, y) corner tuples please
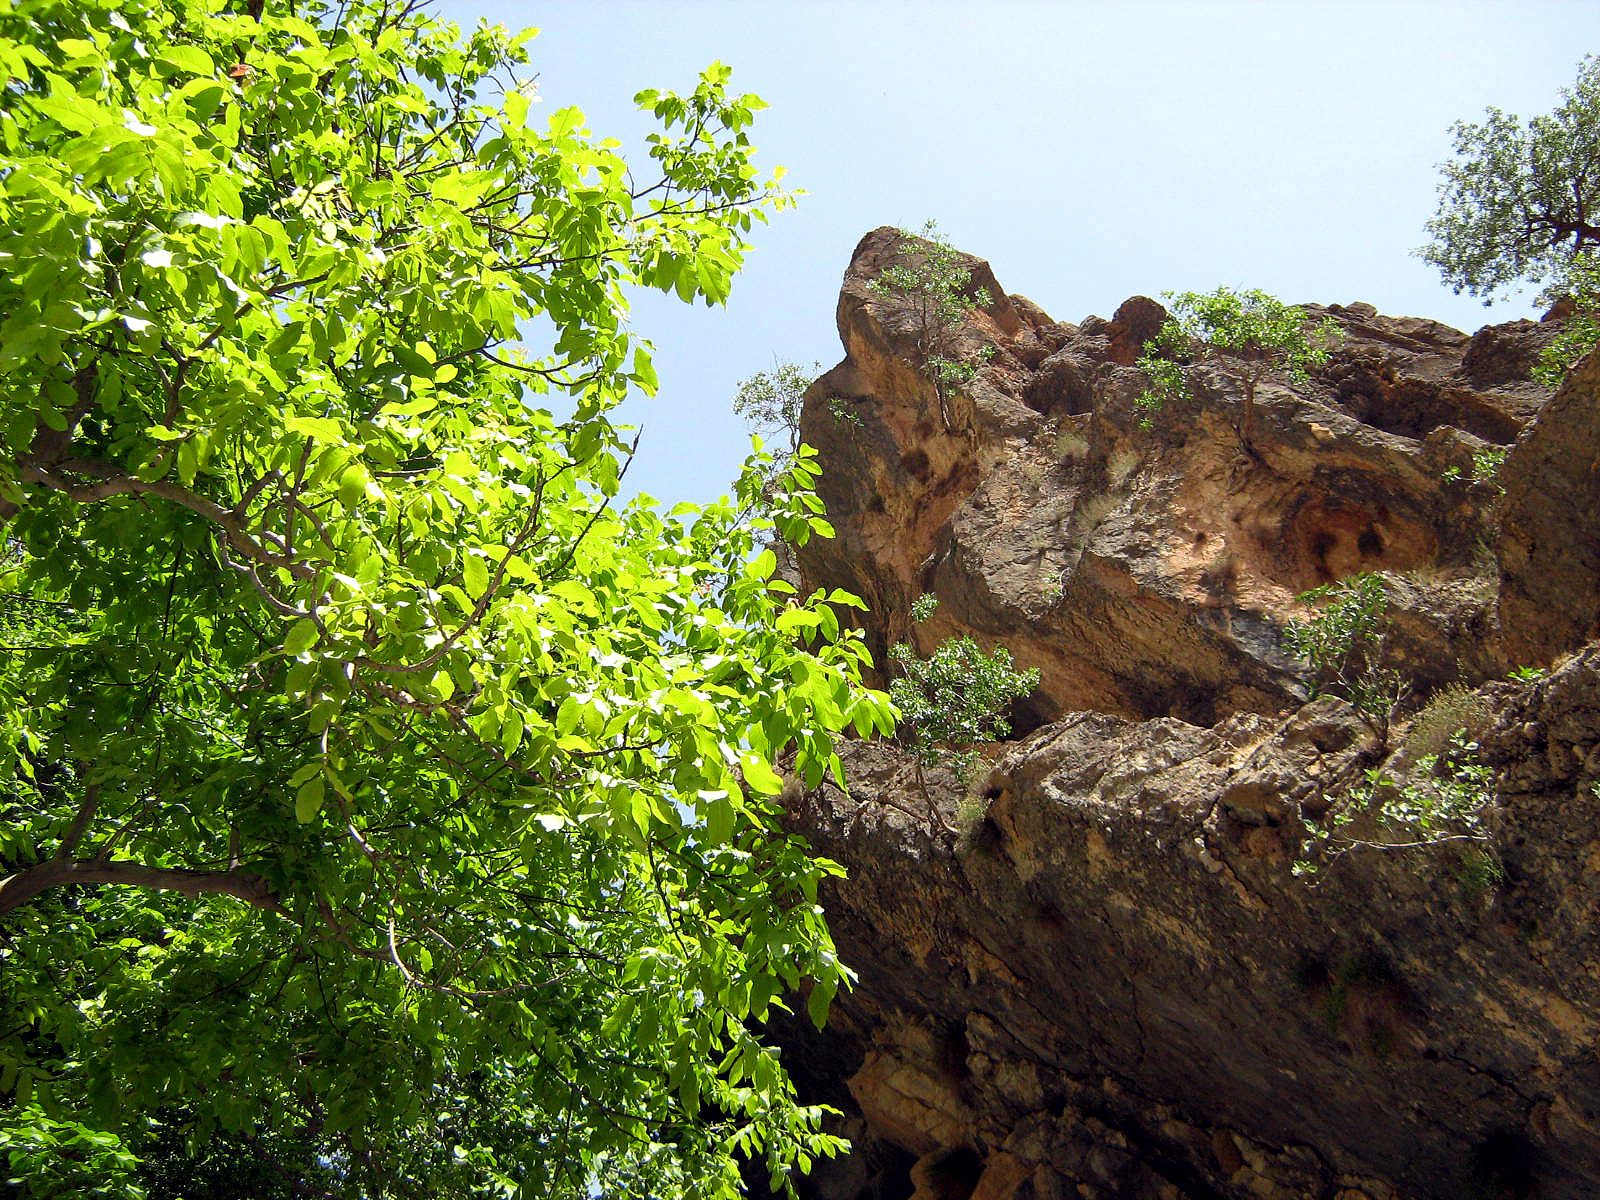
(869, 222), (997, 432)
(732, 361), (865, 489)
(733, 360), (820, 458)
(888, 594), (1039, 806)
(1134, 288), (1337, 451)
(1533, 252), (1600, 388)
(1284, 573), (1405, 737)
(1295, 731), (1496, 880)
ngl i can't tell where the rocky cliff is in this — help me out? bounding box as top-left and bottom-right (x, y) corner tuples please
(772, 228), (1600, 1200)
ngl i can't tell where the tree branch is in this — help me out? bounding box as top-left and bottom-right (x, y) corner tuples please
(0, 858), (285, 917)
(18, 457), (309, 580)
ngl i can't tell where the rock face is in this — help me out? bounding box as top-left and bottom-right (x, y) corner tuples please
(776, 229), (1600, 1199)
(796, 228), (1556, 725)
(1497, 349), (1600, 666)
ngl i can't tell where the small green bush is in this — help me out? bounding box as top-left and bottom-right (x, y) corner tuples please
(1296, 731), (1496, 878)
(869, 221), (996, 430)
(1284, 573), (1404, 733)
(1471, 445), (1508, 489)
(732, 358), (818, 457)
(826, 395), (864, 428)
(1134, 287), (1337, 444)
(1533, 252), (1600, 388)
(889, 595), (1039, 781)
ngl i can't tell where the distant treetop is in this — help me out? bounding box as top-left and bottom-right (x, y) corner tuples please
(1420, 54), (1600, 304)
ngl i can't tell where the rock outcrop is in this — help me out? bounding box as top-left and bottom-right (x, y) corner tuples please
(795, 228), (1558, 726)
(775, 228), (1600, 1199)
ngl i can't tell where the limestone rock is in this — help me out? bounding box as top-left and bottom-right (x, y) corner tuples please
(772, 230), (1600, 1199)
(774, 651), (1600, 1198)
(795, 229), (1543, 726)
(1497, 348), (1600, 666)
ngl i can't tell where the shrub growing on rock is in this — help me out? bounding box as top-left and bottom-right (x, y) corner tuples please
(869, 222), (996, 432)
(733, 359), (819, 465)
(887, 594), (1038, 825)
(1284, 573), (1405, 738)
(1405, 683), (1492, 763)
(1134, 287), (1336, 453)
(1296, 732), (1497, 880)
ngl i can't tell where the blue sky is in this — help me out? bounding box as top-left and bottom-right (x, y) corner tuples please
(441, 0), (1596, 506)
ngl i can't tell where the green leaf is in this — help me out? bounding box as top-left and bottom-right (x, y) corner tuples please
(705, 792), (735, 846)
(295, 776), (326, 823)
(339, 463), (371, 508)
(806, 976), (837, 1031)
(462, 553), (490, 600)
(283, 619), (319, 656)
(740, 752), (783, 796)
(157, 44), (215, 75)
(746, 548), (777, 581)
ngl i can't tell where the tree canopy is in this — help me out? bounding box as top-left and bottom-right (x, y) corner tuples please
(0, 1), (894, 1195)
(1420, 53), (1600, 304)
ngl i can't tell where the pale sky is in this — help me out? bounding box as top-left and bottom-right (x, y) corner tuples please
(440, 0), (1597, 505)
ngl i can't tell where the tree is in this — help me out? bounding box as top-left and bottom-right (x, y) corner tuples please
(1420, 54), (1600, 305)
(0, 2), (895, 1196)
(1134, 287), (1334, 455)
(732, 361), (819, 465)
(886, 595), (1038, 830)
(868, 222), (995, 433)
(1284, 573), (1405, 741)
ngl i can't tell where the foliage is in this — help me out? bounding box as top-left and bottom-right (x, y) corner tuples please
(868, 221), (996, 431)
(1040, 569), (1065, 607)
(1132, 319), (1192, 427)
(826, 396), (863, 429)
(1284, 573), (1404, 732)
(1471, 445), (1508, 488)
(888, 595), (1039, 781)
(1405, 683), (1491, 763)
(1533, 252), (1600, 388)
(1453, 845), (1506, 899)
(732, 360), (820, 459)
(0, 1), (895, 1196)
(1508, 665), (1547, 684)
(1420, 55), (1600, 304)
(1295, 732), (1496, 878)
(1, 1107), (145, 1199)
(1134, 287), (1336, 448)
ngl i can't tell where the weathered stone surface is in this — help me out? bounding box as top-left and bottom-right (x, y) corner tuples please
(776, 651), (1600, 1198)
(1497, 348), (1600, 666)
(795, 229), (1542, 726)
(773, 230), (1600, 1199)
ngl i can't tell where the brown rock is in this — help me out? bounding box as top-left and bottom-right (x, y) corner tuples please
(796, 233), (1537, 725)
(775, 651), (1600, 1198)
(765, 231), (1600, 1200)
(1497, 348), (1600, 666)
